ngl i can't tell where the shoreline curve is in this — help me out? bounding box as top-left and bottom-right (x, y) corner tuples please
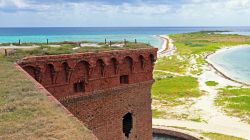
(157, 35), (176, 57)
(206, 45), (250, 87)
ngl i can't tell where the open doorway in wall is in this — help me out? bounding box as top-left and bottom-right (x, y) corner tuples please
(74, 80), (85, 93)
(120, 75), (129, 84)
(123, 113), (133, 138)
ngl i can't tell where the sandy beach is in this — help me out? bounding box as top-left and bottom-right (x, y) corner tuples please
(157, 35), (176, 57)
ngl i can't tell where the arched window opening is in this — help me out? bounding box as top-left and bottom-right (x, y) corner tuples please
(62, 62), (69, 82)
(34, 67), (41, 82)
(123, 113), (133, 138)
(111, 58), (118, 75)
(150, 54), (155, 65)
(47, 64), (55, 84)
(139, 55), (145, 70)
(74, 80), (85, 93)
(124, 56), (133, 73)
(96, 59), (105, 77)
(73, 61), (89, 81)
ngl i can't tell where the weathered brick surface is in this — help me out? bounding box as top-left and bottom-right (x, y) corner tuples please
(19, 48), (157, 140)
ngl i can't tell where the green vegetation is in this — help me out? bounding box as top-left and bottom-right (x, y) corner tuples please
(152, 109), (166, 118)
(153, 31), (250, 99)
(152, 31), (250, 120)
(154, 55), (188, 74)
(190, 68), (203, 75)
(153, 71), (174, 80)
(1, 42), (151, 62)
(0, 55), (95, 139)
(155, 31), (250, 75)
(170, 31), (250, 55)
(196, 57), (206, 65)
(215, 87), (250, 124)
(202, 132), (244, 140)
(205, 81), (219, 86)
(152, 75), (201, 104)
(190, 117), (203, 122)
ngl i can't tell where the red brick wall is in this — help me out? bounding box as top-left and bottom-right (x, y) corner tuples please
(19, 48), (157, 140)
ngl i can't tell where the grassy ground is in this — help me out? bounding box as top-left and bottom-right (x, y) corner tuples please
(215, 86), (250, 124)
(0, 55), (96, 139)
(205, 81), (219, 86)
(153, 71), (174, 80)
(152, 109), (166, 118)
(154, 55), (188, 74)
(170, 31), (250, 55)
(2, 42), (150, 62)
(151, 71), (202, 120)
(152, 73), (201, 105)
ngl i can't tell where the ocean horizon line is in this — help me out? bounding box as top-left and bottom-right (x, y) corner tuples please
(0, 26), (250, 28)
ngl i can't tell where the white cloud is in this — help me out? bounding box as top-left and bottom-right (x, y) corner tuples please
(119, 3), (171, 15)
(0, 0), (250, 26)
(0, 0), (30, 9)
(0, 0), (49, 12)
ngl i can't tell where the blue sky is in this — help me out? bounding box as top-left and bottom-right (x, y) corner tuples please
(0, 0), (250, 27)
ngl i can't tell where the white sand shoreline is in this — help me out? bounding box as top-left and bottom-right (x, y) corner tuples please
(206, 45), (250, 87)
(157, 35), (176, 57)
(157, 35), (167, 53)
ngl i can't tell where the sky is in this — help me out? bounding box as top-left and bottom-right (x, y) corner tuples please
(0, 0), (250, 27)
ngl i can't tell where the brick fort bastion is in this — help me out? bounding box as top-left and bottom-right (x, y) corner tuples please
(18, 48), (158, 140)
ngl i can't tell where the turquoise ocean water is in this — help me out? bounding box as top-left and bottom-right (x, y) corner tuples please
(1, 27), (250, 49)
(1, 27), (250, 84)
(209, 46), (250, 84)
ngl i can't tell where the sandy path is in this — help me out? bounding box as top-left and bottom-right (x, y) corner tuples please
(154, 36), (250, 139)
(192, 63), (250, 139)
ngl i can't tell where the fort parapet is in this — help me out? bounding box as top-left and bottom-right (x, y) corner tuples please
(19, 48), (157, 140)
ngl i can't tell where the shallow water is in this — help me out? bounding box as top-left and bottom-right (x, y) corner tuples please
(208, 45), (250, 84)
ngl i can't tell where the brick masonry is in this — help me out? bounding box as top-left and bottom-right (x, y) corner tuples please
(18, 48), (158, 140)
